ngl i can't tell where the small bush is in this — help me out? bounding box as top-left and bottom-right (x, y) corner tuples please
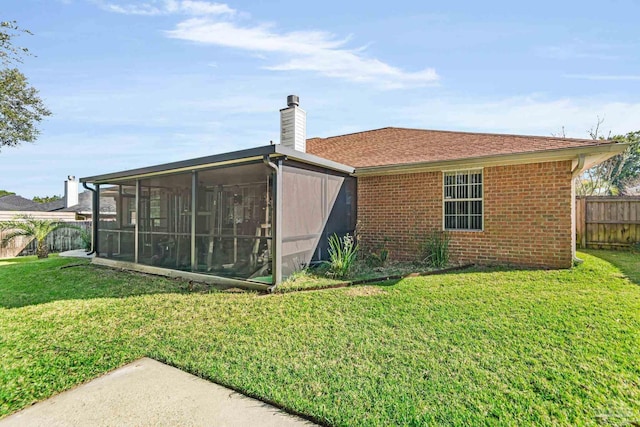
(324, 233), (359, 278)
(420, 231), (450, 268)
(80, 229), (92, 251)
(367, 248), (389, 268)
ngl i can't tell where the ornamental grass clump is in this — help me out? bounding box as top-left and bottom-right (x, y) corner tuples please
(421, 231), (450, 268)
(325, 233), (359, 278)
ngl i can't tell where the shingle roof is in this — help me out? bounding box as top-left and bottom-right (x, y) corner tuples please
(39, 199), (65, 211)
(0, 195), (43, 211)
(60, 191), (116, 214)
(0, 191), (115, 214)
(306, 127), (614, 168)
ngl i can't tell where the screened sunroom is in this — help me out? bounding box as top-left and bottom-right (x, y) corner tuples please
(80, 144), (356, 291)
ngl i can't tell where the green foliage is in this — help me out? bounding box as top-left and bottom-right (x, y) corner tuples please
(0, 21), (31, 66)
(0, 21), (51, 151)
(576, 120), (640, 195)
(324, 233), (359, 278)
(612, 131), (640, 194)
(420, 230), (450, 268)
(32, 195), (62, 204)
(0, 189), (15, 197)
(1, 252), (640, 425)
(0, 215), (80, 258)
(79, 228), (92, 251)
(366, 247), (389, 267)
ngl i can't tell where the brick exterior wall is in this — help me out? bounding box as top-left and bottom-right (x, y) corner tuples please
(357, 160), (574, 268)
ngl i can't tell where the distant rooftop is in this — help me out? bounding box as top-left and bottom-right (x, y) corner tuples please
(60, 191), (116, 214)
(0, 195), (44, 211)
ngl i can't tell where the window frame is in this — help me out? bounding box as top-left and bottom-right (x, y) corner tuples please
(442, 168), (484, 232)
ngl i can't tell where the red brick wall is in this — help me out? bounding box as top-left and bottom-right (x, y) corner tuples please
(357, 161), (573, 268)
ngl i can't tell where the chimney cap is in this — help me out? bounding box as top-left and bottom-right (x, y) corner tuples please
(67, 175), (76, 181)
(286, 94), (299, 107)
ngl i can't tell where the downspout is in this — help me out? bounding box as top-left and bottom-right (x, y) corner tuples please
(263, 155), (282, 292)
(82, 182), (99, 255)
(571, 154), (586, 265)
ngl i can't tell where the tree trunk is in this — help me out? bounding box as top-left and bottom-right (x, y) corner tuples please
(36, 239), (49, 258)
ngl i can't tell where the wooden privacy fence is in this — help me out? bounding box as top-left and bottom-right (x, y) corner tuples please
(576, 196), (640, 249)
(0, 221), (91, 259)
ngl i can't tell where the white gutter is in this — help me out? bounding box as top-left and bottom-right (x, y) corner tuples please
(571, 154), (586, 178)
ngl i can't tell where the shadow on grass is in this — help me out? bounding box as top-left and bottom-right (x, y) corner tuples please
(0, 255), (48, 266)
(0, 256), (215, 309)
(582, 249), (640, 285)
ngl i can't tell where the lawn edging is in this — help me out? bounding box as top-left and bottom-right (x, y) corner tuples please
(275, 264), (474, 293)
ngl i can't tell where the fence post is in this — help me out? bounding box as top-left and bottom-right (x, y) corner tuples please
(579, 197), (587, 249)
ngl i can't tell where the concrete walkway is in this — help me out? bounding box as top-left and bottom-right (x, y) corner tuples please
(0, 358), (316, 427)
(58, 249), (94, 258)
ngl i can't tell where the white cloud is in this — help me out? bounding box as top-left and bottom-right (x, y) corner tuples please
(97, 0), (235, 16)
(98, 1), (437, 88)
(564, 74), (640, 81)
(536, 40), (622, 60)
(177, 0), (234, 15)
(165, 18), (438, 89)
(398, 96), (640, 138)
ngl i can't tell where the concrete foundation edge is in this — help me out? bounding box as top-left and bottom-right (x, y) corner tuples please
(92, 257), (270, 291)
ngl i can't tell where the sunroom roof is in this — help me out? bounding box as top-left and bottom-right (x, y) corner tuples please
(81, 144), (355, 184)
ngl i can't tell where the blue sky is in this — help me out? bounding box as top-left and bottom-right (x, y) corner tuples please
(2, 0), (639, 198)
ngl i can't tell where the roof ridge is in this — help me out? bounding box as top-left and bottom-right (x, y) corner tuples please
(308, 127), (396, 141)
(308, 126), (606, 143)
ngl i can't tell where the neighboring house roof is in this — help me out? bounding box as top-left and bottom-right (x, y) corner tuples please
(39, 199), (65, 211)
(306, 127), (623, 169)
(0, 191), (115, 215)
(0, 195), (44, 211)
(0, 195), (67, 212)
(60, 190), (116, 214)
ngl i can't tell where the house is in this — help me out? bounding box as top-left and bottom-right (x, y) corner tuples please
(0, 190), (79, 259)
(80, 95), (626, 290)
(60, 184), (117, 221)
(0, 193), (76, 222)
(306, 127), (625, 269)
(0, 177), (116, 222)
(0, 177), (117, 258)
(55, 176), (117, 220)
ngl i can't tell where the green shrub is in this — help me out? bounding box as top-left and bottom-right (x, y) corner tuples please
(324, 233), (359, 278)
(80, 228), (92, 251)
(367, 248), (389, 268)
(420, 231), (450, 268)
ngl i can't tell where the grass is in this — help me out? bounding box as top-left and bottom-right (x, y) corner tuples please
(278, 260), (447, 292)
(1, 251), (639, 425)
(583, 249), (640, 284)
(0, 255), (214, 309)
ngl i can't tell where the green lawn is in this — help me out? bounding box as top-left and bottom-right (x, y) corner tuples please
(1, 251), (639, 425)
(583, 249), (640, 285)
(277, 261), (450, 293)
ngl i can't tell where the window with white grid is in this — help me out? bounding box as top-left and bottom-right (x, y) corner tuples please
(443, 170), (483, 231)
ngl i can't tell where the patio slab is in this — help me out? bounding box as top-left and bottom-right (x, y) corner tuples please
(58, 249), (94, 258)
(0, 358), (316, 427)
